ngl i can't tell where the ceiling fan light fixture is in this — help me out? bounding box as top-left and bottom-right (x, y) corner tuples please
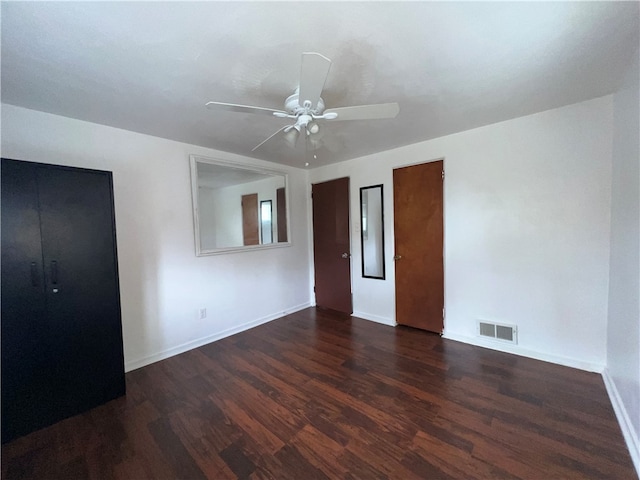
(307, 121), (320, 134)
(283, 128), (300, 147)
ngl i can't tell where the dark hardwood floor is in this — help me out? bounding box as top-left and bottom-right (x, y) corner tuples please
(2, 307), (636, 479)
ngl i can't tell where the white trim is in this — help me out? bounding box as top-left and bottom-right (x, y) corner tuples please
(442, 331), (605, 373)
(124, 302), (311, 372)
(602, 369), (640, 476)
(352, 310), (396, 327)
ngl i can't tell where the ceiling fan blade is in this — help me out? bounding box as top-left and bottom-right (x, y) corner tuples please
(298, 52), (331, 110)
(252, 125), (289, 152)
(206, 101), (286, 117)
(324, 102), (400, 121)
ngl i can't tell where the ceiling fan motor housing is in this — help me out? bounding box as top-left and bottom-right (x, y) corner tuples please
(284, 90), (325, 116)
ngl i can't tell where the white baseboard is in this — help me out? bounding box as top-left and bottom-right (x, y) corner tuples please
(602, 369), (640, 477)
(124, 302), (312, 372)
(442, 332), (605, 373)
(352, 310), (396, 327)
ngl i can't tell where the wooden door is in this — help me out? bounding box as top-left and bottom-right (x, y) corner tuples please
(242, 193), (259, 245)
(276, 187), (288, 242)
(312, 177), (352, 314)
(393, 161), (444, 332)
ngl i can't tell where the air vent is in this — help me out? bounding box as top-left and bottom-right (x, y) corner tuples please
(478, 321), (517, 344)
(479, 322), (496, 337)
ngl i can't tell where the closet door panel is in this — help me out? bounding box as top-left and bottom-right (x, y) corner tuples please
(1, 159), (52, 441)
(36, 166), (125, 415)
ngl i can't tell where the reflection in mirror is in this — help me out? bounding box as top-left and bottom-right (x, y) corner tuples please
(360, 185), (385, 279)
(260, 200), (273, 244)
(190, 155), (290, 255)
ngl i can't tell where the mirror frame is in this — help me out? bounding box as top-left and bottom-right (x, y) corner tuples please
(190, 154), (291, 256)
(360, 184), (386, 280)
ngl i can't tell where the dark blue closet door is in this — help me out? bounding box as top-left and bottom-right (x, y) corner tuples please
(36, 165), (125, 417)
(1, 159), (125, 443)
(1, 160), (52, 441)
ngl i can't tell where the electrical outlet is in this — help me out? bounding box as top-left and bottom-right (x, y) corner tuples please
(199, 308), (207, 319)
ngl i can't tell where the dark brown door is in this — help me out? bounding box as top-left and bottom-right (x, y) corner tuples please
(276, 187), (288, 243)
(312, 177), (352, 314)
(241, 193), (259, 246)
(393, 161), (444, 332)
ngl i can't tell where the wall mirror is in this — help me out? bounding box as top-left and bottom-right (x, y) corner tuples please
(190, 155), (290, 255)
(360, 184), (385, 279)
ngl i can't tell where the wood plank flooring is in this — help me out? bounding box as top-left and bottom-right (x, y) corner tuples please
(2, 307), (636, 479)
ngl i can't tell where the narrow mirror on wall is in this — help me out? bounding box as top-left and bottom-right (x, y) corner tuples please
(360, 185), (385, 279)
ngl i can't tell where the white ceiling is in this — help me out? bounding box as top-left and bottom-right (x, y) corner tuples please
(2, 2), (638, 169)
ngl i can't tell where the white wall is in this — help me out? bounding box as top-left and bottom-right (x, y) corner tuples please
(1, 104), (312, 371)
(310, 96), (613, 371)
(605, 49), (640, 473)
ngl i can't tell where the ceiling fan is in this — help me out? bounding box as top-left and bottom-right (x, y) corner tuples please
(205, 52), (400, 155)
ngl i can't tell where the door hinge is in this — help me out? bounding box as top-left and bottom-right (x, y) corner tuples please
(441, 170), (445, 180)
(442, 307), (445, 319)
(313, 286), (316, 292)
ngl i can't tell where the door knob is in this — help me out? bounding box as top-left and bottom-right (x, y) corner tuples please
(341, 253), (351, 259)
(393, 255), (402, 261)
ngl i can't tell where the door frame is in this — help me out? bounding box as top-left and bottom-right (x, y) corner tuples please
(391, 157), (446, 329)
